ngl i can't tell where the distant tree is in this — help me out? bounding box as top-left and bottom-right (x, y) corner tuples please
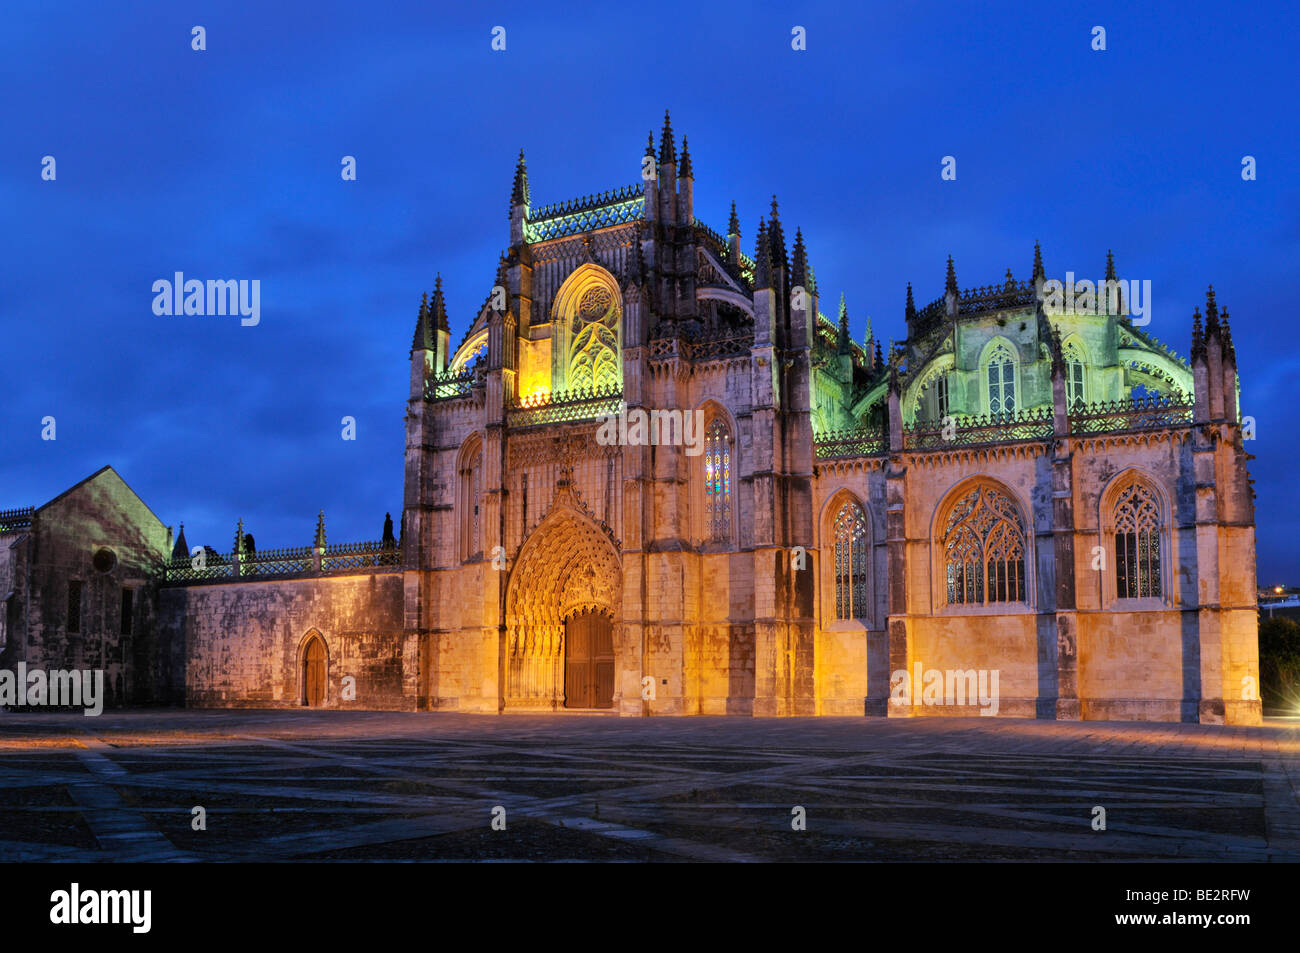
(1259, 616), (1300, 711)
(382, 513), (396, 549)
(242, 533), (255, 555)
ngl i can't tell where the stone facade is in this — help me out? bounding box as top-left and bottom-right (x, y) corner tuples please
(2, 114), (1260, 724)
(0, 467), (171, 707)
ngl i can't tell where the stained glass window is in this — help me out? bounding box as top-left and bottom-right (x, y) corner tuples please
(986, 343), (1017, 417)
(943, 485), (1027, 605)
(1114, 482), (1162, 599)
(833, 502), (869, 620)
(704, 417), (731, 541)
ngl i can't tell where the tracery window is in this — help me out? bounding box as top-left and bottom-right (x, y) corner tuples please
(704, 417), (732, 541)
(943, 485), (1027, 605)
(1114, 482), (1162, 599)
(567, 284), (621, 390)
(986, 342), (1017, 417)
(914, 368), (950, 421)
(833, 502), (869, 620)
(1065, 341), (1086, 408)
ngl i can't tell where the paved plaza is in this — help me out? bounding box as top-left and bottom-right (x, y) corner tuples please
(2, 710), (1299, 861)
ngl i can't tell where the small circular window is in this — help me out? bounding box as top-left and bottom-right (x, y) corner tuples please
(92, 548), (117, 573)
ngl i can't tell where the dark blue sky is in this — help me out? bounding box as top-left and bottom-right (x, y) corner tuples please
(4, 1), (1298, 579)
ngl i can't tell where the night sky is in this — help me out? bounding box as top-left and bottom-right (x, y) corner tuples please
(4, 1), (1298, 579)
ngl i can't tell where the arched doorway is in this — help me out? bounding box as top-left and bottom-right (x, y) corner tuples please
(504, 495), (621, 710)
(302, 635), (327, 707)
(564, 609), (614, 709)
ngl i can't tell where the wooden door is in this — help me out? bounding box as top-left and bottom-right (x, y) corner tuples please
(565, 610), (613, 709)
(303, 638), (326, 707)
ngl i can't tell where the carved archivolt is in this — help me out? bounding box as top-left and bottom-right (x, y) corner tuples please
(507, 501), (621, 627)
(503, 498), (622, 704)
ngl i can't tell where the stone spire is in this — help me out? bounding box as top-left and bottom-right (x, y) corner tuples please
(411, 292), (433, 353)
(1003, 267), (1016, 295)
(645, 132), (655, 159)
(754, 218), (771, 288)
(1191, 307), (1206, 361)
(658, 109), (676, 165)
(1204, 284), (1220, 336)
(1104, 248), (1125, 314)
(1221, 308), (1236, 364)
(431, 274), (449, 332)
(510, 149), (530, 208)
(172, 523), (188, 561)
(837, 293), (851, 353)
(727, 200), (740, 237)
(314, 509), (326, 548)
(874, 339), (884, 371)
(1032, 241), (1045, 284)
(945, 255), (958, 295)
(678, 136), (693, 178)
(767, 196), (788, 273)
(791, 227), (808, 286)
(905, 282), (916, 322)
(234, 518), (246, 556)
(494, 251), (509, 295)
(382, 512), (396, 548)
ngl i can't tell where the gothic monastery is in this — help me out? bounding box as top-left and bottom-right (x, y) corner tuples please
(0, 113), (1260, 723)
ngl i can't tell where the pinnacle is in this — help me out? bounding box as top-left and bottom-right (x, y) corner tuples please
(658, 110), (676, 164)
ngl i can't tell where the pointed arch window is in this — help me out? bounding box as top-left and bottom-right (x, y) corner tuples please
(1114, 482), (1162, 599)
(833, 502), (869, 620)
(943, 485), (1027, 605)
(557, 270), (621, 392)
(704, 416), (732, 541)
(1064, 341), (1086, 408)
(458, 441), (484, 561)
(913, 366), (950, 421)
(986, 343), (1017, 417)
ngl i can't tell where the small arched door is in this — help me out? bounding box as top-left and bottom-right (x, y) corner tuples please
(302, 636), (327, 707)
(564, 609), (614, 709)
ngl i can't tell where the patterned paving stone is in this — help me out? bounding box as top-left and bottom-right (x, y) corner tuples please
(1, 710), (1298, 861)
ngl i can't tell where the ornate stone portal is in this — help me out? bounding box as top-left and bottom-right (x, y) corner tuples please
(504, 485), (622, 709)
